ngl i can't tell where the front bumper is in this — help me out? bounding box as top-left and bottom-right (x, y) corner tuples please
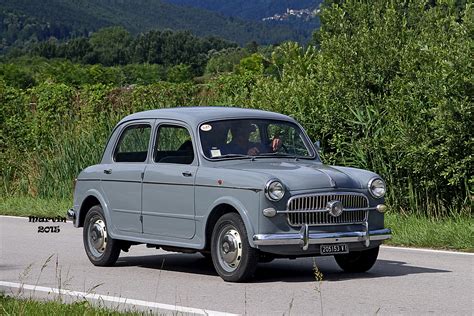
(253, 227), (391, 249)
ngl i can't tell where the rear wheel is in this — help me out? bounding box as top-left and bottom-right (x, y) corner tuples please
(334, 246), (379, 273)
(211, 213), (258, 282)
(83, 205), (121, 266)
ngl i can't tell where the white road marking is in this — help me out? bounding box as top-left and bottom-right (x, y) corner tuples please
(381, 245), (474, 256)
(1, 215), (35, 220)
(0, 281), (238, 316)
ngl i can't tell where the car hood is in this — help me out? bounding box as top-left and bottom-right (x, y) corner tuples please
(223, 160), (365, 190)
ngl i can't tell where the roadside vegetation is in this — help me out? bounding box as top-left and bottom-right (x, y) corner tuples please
(1, 1), (472, 249)
(0, 294), (151, 315)
(0, 196), (69, 218)
(384, 213), (473, 252)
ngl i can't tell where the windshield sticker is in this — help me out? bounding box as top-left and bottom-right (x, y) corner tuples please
(201, 124), (212, 132)
(210, 149), (221, 157)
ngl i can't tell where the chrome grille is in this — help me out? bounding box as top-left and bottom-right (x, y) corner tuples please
(287, 193), (369, 226)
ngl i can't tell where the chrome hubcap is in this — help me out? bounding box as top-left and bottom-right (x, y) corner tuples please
(217, 226), (242, 272)
(88, 218), (107, 257)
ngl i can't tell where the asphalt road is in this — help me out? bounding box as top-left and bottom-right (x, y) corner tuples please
(1, 216), (473, 315)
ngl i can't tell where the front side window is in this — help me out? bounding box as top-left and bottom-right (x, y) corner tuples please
(154, 125), (194, 164)
(199, 119), (315, 159)
(114, 124), (151, 162)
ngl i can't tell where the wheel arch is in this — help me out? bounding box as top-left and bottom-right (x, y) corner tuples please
(78, 190), (110, 228)
(203, 198), (257, 251)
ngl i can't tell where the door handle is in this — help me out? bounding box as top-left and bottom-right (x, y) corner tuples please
(182, 171), (192, 177)
(104, 169), (112, 174)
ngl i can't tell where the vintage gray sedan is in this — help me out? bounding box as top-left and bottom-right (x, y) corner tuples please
(68, 107), (391, 282)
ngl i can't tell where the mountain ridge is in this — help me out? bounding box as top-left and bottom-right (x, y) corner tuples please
(163, 0), (322, 20)
(163, 0), (322, 35)
(0, 0), (314, 52)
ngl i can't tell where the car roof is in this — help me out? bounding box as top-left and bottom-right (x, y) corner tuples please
(118, 106), (295, 126)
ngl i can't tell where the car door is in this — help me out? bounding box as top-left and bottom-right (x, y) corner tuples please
(101, 121), (153, 233)
(142, 122), (197, 239)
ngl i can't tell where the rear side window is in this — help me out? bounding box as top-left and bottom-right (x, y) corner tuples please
(114, 124), (151, 162)
(154, 125), (194, 164)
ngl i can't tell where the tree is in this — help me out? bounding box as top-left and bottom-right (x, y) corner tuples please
(205, 48), (249, 75)
(237, 53), (265, 74)
(167, 64), (193, 83)
(89, 26), (132, 66)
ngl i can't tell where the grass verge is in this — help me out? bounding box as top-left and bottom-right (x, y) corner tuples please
(0, 294), (150, 315)
(385, 212), (473, 252)
(1, 196), (472, 251)
(0, 196), (69, 218)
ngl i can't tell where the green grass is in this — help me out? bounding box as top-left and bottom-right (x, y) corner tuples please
(385, 212), (473, 252)
(0, 196), (70, 218)
(1, 196), (472, 251)
(0, 294), (151, 315)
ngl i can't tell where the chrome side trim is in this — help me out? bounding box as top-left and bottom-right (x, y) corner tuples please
(253, 228), (392, 246)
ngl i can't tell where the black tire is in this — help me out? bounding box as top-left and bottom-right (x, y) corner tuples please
(258, 253), (275, 263)
(334, 246), (379, 273)
(83, 205), (121, 266)
(199, 251), (212, 260)
(211, 213), (258, 282)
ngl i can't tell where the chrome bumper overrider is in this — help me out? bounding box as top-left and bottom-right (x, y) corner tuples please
(253, 226), (391, 250)
(67, 209), (76, 222)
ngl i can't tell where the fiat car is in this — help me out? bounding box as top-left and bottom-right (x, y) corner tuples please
(68, 107), (391, 282)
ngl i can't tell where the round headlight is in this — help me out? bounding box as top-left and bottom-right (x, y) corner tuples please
(368, 178), (386, 198)
(265, 180), (285, 201)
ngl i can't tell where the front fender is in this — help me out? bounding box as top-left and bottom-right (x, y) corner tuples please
(204, 195), (259, 248)
(76, 188), (114, 235)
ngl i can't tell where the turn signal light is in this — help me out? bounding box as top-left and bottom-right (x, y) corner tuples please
(263, 208), (277, 217)
(376, 204), (387, 213)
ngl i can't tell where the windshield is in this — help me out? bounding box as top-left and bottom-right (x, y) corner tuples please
(199, 119), (315, 160)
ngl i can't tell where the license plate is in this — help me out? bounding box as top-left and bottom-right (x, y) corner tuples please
(320, 244), (349, 255)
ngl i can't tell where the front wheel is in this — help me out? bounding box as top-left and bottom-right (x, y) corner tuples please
(83, 205), (121, 266)
(211, 213), (258, 282)
(334, 246), (379, 273)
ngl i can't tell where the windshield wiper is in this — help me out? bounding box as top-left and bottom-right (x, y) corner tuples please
(213, 153), (254, 160)
(256, 152), (299, 158)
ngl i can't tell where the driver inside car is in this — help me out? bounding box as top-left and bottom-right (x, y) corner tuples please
(224, 123), (282, 156)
